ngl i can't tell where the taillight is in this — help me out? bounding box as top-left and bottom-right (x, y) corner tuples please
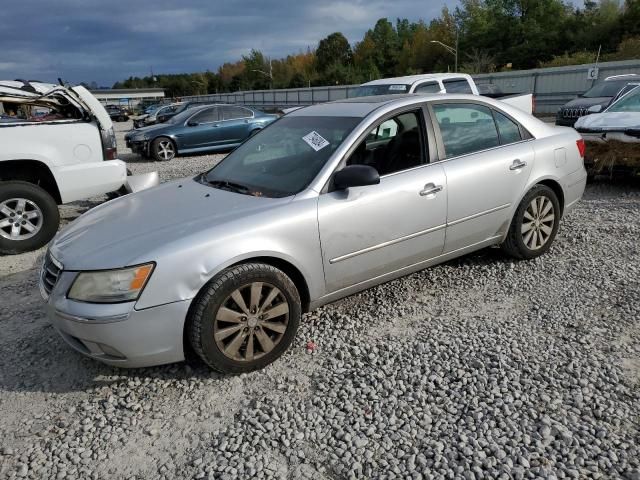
(576, 138), (586, 158)
(532, 96), (536, 114)
(101, 126), (118, 160)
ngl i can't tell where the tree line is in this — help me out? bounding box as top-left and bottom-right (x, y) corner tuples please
(113, 0), (640, 97)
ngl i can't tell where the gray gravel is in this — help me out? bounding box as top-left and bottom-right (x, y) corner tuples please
(0, 120), (639, 479)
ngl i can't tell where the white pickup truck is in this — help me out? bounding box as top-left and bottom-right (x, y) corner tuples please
(356, 73), (534, 114)
(0, 80), (157, 254)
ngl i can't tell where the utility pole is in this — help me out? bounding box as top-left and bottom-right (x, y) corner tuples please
(430, 30), (459, 73)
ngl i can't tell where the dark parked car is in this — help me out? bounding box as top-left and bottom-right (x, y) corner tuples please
(125, 104), (278, 161)
(556, 74), (640, 127)
(105, 105), (129, 122)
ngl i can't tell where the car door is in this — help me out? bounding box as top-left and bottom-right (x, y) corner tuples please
(179, 107), (224, 150)
(317, 108), (447, 293)
(218, 106), (254, 145)
(429, 101), (534, 253)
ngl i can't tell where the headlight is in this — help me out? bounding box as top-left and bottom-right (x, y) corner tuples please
(68, 263), (154, 303)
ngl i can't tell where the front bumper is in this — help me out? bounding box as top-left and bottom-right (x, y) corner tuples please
(43, 270), (189, 368)
(126, 138), (149, 155)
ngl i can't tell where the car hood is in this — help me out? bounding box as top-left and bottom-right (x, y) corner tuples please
(562, 96), (610, 109)
(50, 177), (292, 270)
(129, 123), (173, 138)
(575, 111), (640, 131)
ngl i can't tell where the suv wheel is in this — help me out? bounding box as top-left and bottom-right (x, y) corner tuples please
(0, 181), (60, 254)
(188, 263), (301, 374)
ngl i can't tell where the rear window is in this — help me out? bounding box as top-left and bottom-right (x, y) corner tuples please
(442, 79), (474, 94)
(355, 84), (411, 97)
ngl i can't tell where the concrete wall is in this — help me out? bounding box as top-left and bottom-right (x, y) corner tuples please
(182, 59), (640, 115)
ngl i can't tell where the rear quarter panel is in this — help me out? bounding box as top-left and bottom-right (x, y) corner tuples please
(514, 126), (586, 221)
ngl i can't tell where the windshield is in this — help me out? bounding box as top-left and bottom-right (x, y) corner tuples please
(166, 107), (198, 124)
(606, 86), (640, 113)
(355, 84), (411, 97)
(202, 115), (361, 198)
(583, 80), (631, 98)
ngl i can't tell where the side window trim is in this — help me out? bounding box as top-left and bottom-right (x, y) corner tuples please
(426, 100), (534, 163)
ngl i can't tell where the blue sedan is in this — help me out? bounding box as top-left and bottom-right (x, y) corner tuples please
(125, 104), (278, 161)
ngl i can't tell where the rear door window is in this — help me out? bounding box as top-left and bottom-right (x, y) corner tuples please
(191, 107), (220, 124)
(432, 103), (499, 158)
(414, 82), (441, 94)
(493, 111), (522, 145)
(222, 106), (253, 120)
(442, 79), (474, 94)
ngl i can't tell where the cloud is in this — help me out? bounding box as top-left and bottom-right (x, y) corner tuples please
(0, 0), (456, 86)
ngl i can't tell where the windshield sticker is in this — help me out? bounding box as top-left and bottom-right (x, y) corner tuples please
(388, 85), (407, 91)
(302, 131), (330, 151)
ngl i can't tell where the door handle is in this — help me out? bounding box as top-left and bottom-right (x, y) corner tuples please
(419, 183), (443, 197)
(509, 159), (527, 170)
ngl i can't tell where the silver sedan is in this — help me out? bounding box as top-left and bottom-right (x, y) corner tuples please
(41, 94), (587, 373)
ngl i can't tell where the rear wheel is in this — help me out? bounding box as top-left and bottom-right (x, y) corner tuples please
(188, 263), (301, 374)
(0, 181), (59, 255)
(151, 137), (176, 161)
(501, 185), (560, 260)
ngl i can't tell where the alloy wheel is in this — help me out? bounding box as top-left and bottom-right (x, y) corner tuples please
(521, 195), (555, 250)
(157, 140), (175, 160)
(0, 198), (43, 241)
(213, 282), (290, 362)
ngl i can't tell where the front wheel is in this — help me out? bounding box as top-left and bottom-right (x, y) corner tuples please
(501, 185), (560, 260)
(188, 263), (301, 374)
(0, 181), (60, 255)
(151, 137), (176, 161)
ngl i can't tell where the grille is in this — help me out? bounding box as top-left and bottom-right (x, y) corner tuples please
(41, 252), (63, 297)
(561, 107), (587, 119)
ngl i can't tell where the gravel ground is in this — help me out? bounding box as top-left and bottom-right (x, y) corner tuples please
(0, 121), (639, 479)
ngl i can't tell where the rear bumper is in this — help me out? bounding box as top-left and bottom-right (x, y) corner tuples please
(54, 159), (127, 203)
(563, 167), (588, 215)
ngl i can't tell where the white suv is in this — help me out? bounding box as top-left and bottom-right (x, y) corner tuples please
(0, 80), (155, 254)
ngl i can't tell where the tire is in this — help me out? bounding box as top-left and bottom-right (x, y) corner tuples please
(0, 181), (60, 255)
(151, 137), (176, 161)
(188, 263), (301, 374)
(501, 184), (561, 260)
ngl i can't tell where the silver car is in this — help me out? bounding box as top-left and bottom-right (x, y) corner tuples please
(41, 94), (587, 373)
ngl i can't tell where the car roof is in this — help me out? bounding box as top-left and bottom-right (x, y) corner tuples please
(287, 93), (484, 117)
(361, 73), (472, 87)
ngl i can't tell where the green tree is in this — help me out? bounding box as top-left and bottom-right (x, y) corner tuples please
(316, 32), (352, 72)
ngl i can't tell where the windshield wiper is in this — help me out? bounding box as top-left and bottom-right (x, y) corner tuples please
(205, 178), (252, 195)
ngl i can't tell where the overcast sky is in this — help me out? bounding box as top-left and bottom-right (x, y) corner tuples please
(0, 0), (465, 86)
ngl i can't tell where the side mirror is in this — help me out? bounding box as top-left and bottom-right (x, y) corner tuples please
(587, 105), (602, 114)
(333, 165), (380, 190)
(187, 120), (199, 127)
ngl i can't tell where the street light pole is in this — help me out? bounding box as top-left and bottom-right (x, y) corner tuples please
(252, 59), (273, 89)
(430, 32), (459, 72)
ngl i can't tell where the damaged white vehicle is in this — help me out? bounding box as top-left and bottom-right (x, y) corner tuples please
(0, 80), (158, 254)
